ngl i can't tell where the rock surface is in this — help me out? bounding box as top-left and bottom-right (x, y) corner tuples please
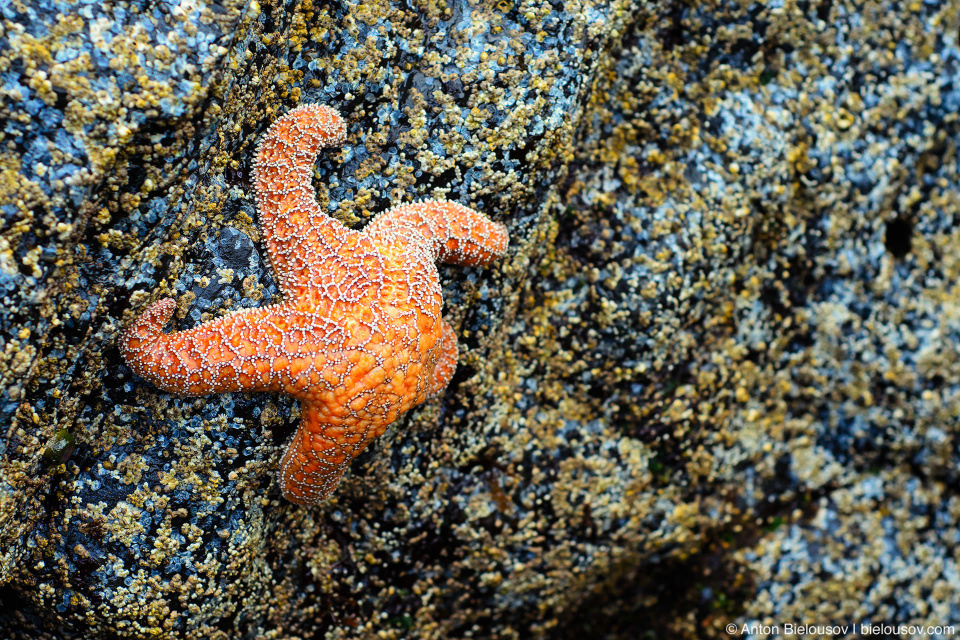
(1, 0), (958, 637)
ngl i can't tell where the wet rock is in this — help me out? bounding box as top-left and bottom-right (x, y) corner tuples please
(1, 0), (958, 637)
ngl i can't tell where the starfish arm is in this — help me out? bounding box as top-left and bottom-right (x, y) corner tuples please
(120, 298), (332, 396)
(279, 401), (379, 505)
(252, 104), (358, 299)
(427, 317), (458, 398)
(365, 201), (509, 267)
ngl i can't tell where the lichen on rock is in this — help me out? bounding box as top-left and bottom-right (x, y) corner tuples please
(1, 0), (959, 637)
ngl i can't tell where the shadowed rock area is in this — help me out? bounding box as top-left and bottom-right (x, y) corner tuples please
(1, 0), (958, 637)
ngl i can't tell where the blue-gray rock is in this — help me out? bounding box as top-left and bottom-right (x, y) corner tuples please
(1, 0), (959, 637)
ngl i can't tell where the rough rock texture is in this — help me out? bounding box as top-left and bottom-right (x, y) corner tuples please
(1, 0), (959, 638)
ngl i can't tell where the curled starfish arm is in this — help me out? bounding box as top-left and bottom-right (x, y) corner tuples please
(252, 104), (354, 299)
(279, 401), (380, 505)
(120, 298), (333, 396)
(427, 318), (458, 398)
(365, 201), (509, 267)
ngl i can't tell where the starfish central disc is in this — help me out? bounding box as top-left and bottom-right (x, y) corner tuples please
(121, 104), (509, 505)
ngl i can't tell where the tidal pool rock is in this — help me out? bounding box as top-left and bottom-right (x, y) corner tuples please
(1, 0), (958, 637)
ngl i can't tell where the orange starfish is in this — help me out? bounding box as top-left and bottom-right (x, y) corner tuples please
(120, 104), (509, 505)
